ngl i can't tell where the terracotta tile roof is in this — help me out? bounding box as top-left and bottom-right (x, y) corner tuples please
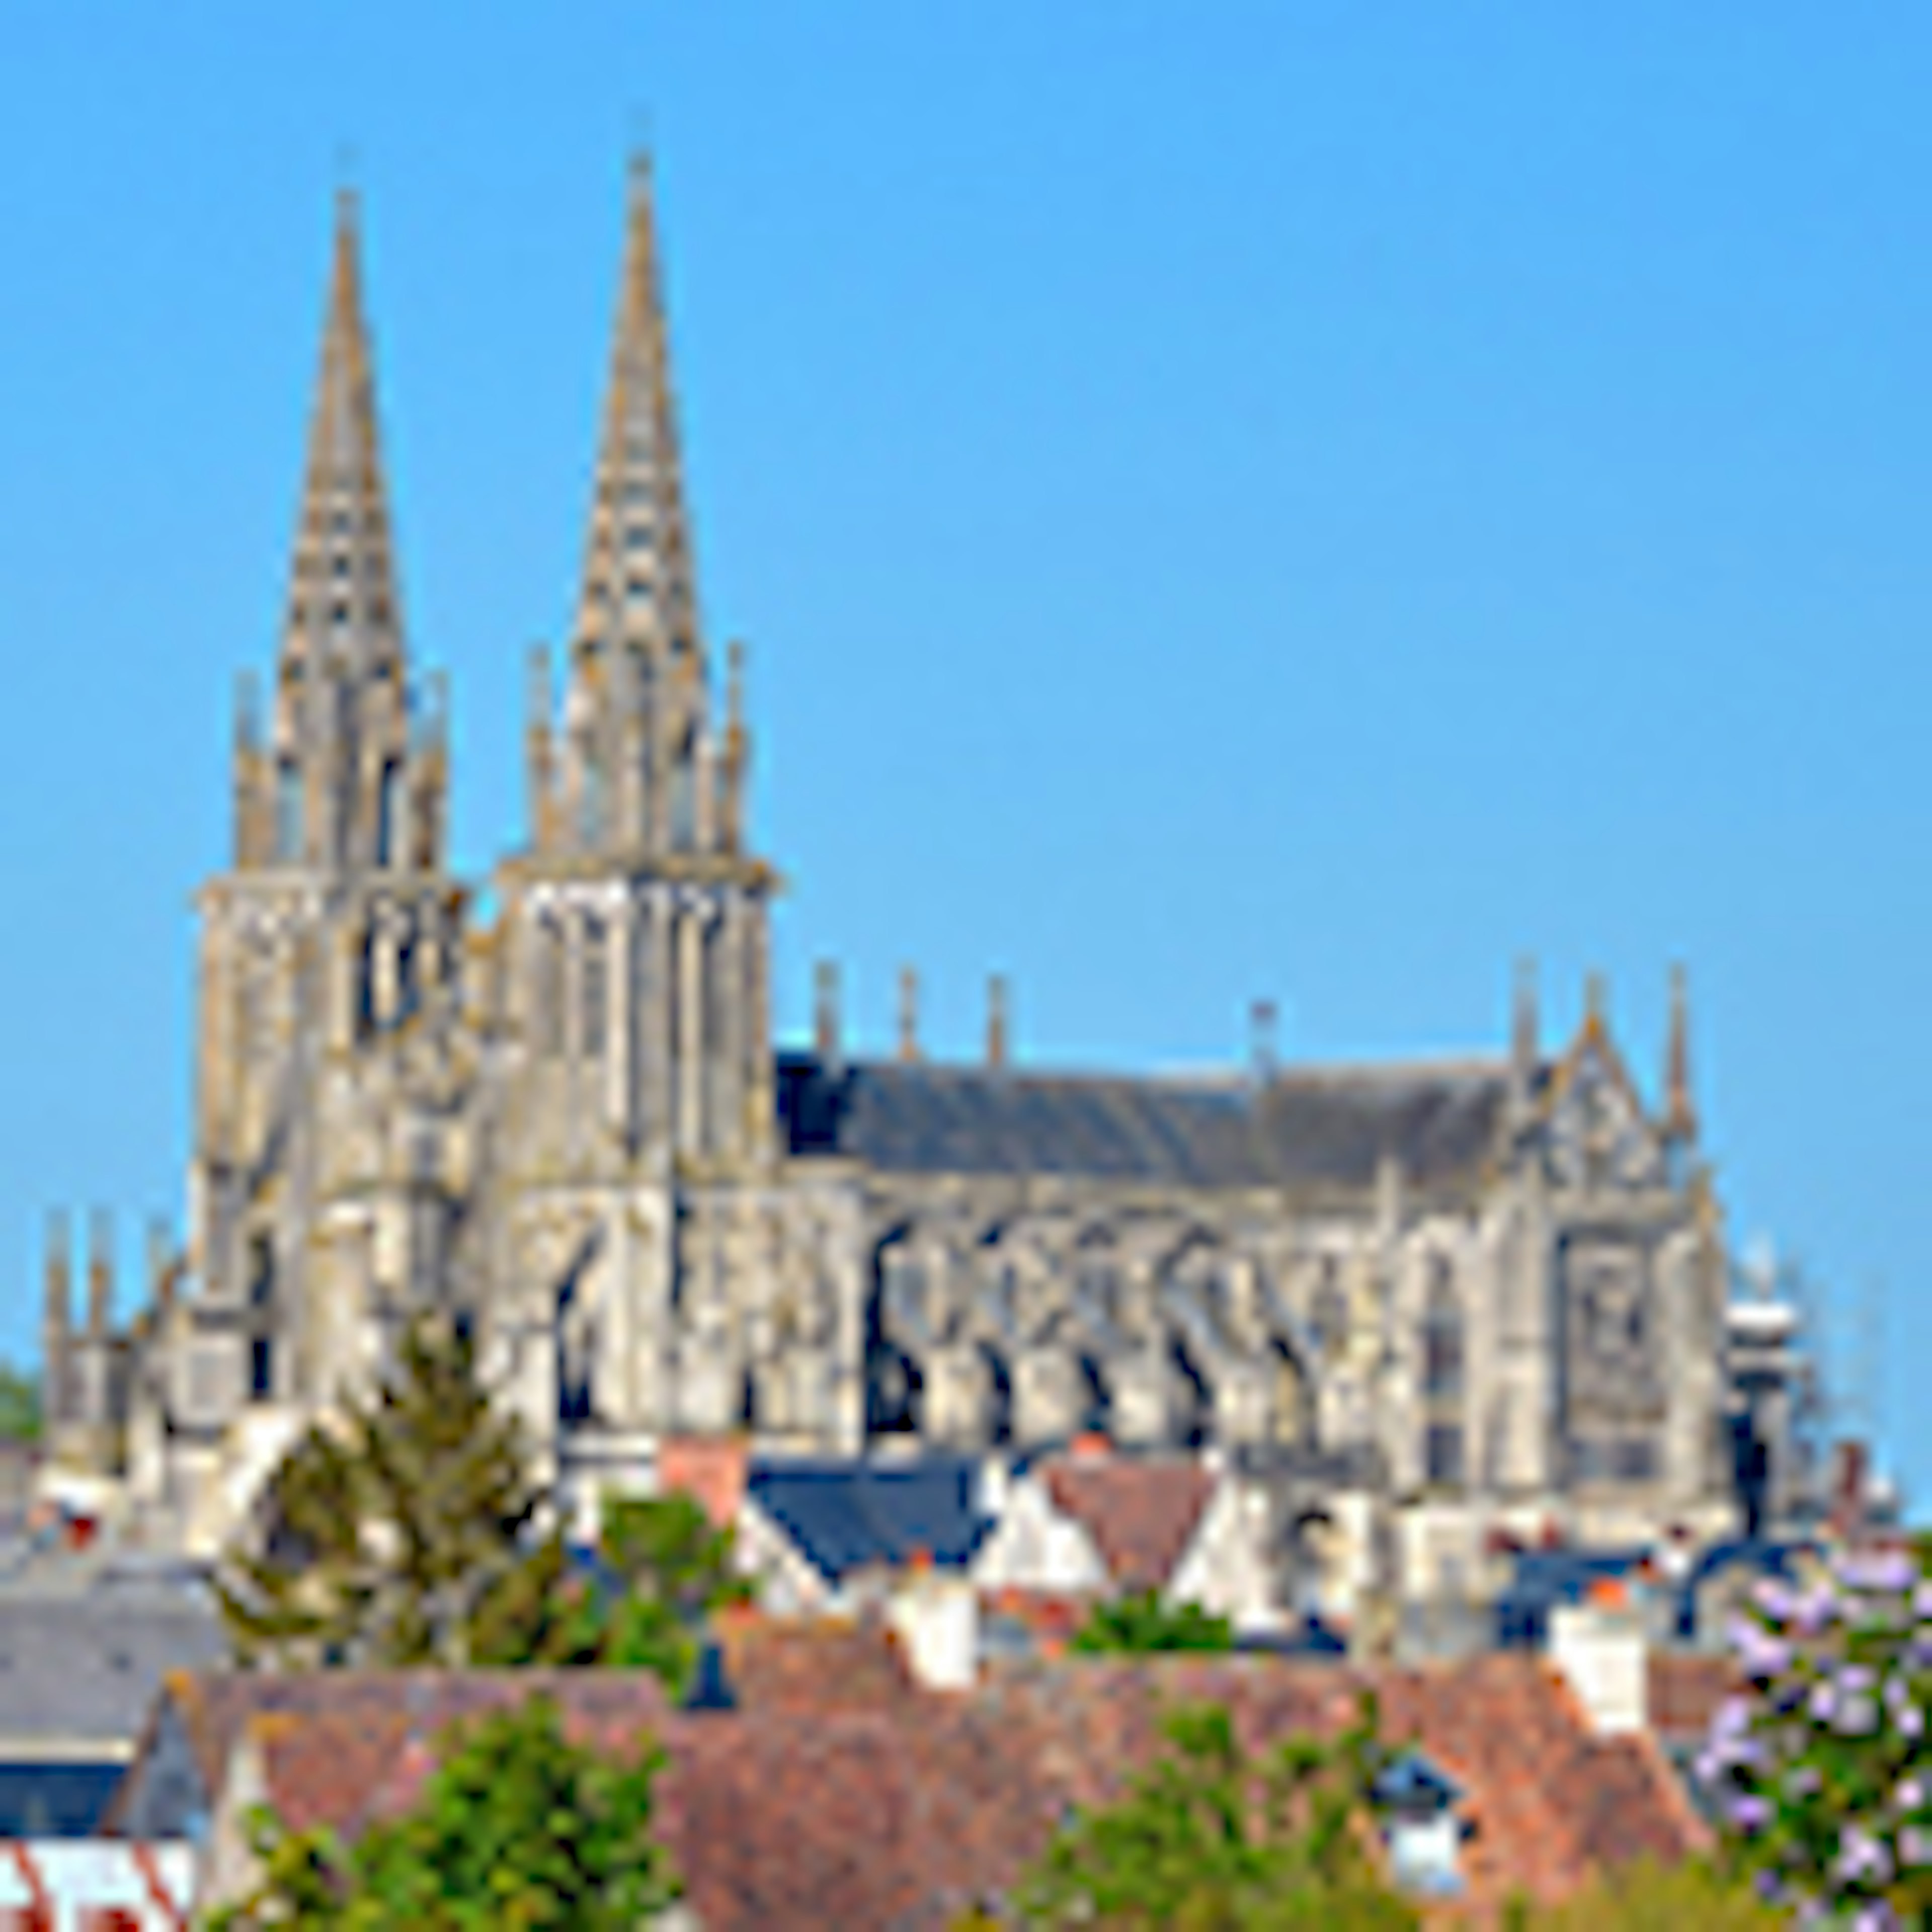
(713, 1612), (914, 1714)
(153, 1667), (675, 1806)
(1039, 1455), (1214, 1591)
(1646, 1651), (1739, 1743)
(164, 1649), (1705, 1929)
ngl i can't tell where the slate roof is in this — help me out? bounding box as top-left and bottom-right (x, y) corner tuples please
(0, 1762), (128, 1838)
(0, 1586), (225, 1748)
(777, 1053), (1510, 1192)
(747, 1455), (991, 1584)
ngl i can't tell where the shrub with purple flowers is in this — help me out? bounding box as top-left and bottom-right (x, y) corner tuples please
(1699, 1540), (1932, 1926)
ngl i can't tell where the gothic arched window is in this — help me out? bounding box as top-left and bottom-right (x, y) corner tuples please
(246, 1233), (274, 1403)
(580, 913), (608, 1059)
(274, 759), (303, 863)
(1421, 1257), (1464, 1403)
(579, 752), (608, 850)
(375, 759), (402, 868)
(670, 730), (697, 850)
(1310, 1254), (1348, 1361)
(1421, 1255), (1465, 1489)
(532, 914), (565, 1059)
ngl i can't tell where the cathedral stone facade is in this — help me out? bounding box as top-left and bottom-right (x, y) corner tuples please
(37, 167), (1739, 1580)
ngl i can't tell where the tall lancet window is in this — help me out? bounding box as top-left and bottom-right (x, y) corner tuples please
(579, 752), (608, 850)
(375, 758), (403, 868)
(532, 911), (565, 1059)
(670, 729), (696, 851)
(275, 759), (303, 863)
(1421, 1255), (1466, 1490)
(580, 912), (608, 1060)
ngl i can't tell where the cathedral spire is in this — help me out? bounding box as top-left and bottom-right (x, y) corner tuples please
(558, 152), (713, 858)
(263, 191), (427, 872)
(574, 151), (701, 673)
(282, 189), (404, 683)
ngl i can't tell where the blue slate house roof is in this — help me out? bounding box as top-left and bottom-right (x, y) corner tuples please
(747, 1454), (992, 1584)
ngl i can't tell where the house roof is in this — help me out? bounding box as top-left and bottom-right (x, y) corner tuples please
(746, 1455), (990, 1584)
(148, 1649), (1704, 1927)
(1038, 1454), (1215, 1592)
(0, 1588), (225, 1749)
(0, 1762), (128, 1838)
(778, 1054), (1509, 1193)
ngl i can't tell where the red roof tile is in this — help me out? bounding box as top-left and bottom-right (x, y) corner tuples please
(1040, 1455), (1214, 1591)
(165, 1648), (1706, 1929)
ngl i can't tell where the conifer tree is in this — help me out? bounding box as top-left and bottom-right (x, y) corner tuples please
(215, 1317), (542, 1668)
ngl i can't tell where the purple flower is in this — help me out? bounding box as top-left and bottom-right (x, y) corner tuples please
(1839, 1549), (1916, 1594)
(1730, 1617), (1793, 1678)
(1901, 1704), (1925, 1741)
(1730, 1793), (1773, 1834)
(1840, 1664), (1878, 1694)
(1753, 1577), (1796, 1620)
(1793, 1581), (1841, 1634)
(1896, 1776), (1924, 1812)
(1903, 1825), (1932, 1867)
(1849, 1906), (1899, 1932)
(1912, 1579), (1932, 1618)
(1837, 1823), (1894, 1886)
(1811, 1679), (1840, 1723)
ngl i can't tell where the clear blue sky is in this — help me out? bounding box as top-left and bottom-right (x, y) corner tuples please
(1, 7), (1926, 1493)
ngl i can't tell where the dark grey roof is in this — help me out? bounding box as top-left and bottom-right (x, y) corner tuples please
(778, 1054), (1508, 1192)
(747, 1454), (990, 1583)
(0, 1590), (226, 1747)
(0, 1762), (128, 1837)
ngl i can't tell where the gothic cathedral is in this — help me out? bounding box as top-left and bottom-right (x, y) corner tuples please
(38, 166), (1739, 1581)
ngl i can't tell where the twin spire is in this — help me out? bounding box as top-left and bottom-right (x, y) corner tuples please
(249, 158), (741, 874)
(574, 153), (701, 672)
(282, 189), (404, 683)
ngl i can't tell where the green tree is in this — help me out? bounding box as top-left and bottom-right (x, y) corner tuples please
(214, 1317), (542, 1669)
(1013, 1697), (1419, 1930)
(0, 1364), (40, 1442)
(1510, 1857), (1784, 1930)
(208, 1692), (679, 1930)
(1069, 1589), (1237, 1656)
(471, 1491), (750, 1694)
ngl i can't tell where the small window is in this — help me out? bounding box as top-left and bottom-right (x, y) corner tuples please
(249, 1334), (274, 1403)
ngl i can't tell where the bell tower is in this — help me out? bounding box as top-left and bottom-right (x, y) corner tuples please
(190, 191), (461, 1422)
(506, 156), (777, 1182)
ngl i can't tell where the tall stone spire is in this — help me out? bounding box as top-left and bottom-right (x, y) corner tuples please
(282, 189), (404, 684)
(574, 152), (701, 673)
(259, 190), (428, 872)
(558, 153), (712, 859)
